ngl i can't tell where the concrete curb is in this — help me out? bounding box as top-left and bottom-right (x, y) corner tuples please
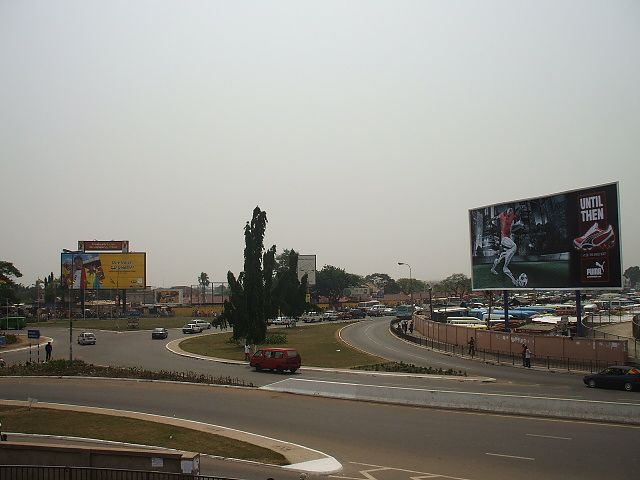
(0, 399), (342, 474)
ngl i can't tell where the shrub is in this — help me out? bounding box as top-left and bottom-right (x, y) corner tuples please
(262, 333), (287, 345)
(353, 361), (466, 376)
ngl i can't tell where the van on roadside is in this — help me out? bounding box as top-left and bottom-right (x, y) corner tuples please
(250, 347), (301, 373)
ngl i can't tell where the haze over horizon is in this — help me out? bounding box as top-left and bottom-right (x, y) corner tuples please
(2, 1), (638, 288)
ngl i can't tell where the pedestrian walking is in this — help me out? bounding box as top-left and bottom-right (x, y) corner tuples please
(521, 344), (527, 366)
(244, 343), (251, 361)
(409, 321), (414, 334)
(468, 337), (475, 357)
(525, 346), (532, 368)
(45, 341), (52, 362)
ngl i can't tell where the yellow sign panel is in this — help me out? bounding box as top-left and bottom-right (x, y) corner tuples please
(61, 252), (146, 290)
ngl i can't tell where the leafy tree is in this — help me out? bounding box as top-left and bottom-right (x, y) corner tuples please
(0, 261), (22, 304)
(274, 248), (294, 275)
(436, 274), (472, 298)
(397, 278), (427, 295)
(365, 273), (401, 294)
(272, 249), (308, 319)
(624, 266), (640, 288)
(316, 265), (361, 307)
(223, 207), (274, 345)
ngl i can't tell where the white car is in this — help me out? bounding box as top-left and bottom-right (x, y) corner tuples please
(270, 316), (296, 327)
(77, 332), (96, 345)
(182, 323), (204, 334)
(191, 319), (212, 330)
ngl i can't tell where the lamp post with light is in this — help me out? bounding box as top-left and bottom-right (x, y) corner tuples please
(397, 262), (413, 306)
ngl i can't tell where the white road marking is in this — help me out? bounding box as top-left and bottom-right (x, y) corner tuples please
(485, 453), (534, 461)
(330, 461), (472, 480)
(526, 433), (572, 440)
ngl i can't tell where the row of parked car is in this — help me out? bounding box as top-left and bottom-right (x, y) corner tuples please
(301, 308), (367, 323)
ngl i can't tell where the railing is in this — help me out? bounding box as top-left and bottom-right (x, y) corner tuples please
(0, 466), (230, 480)
(390, 320), (611, 373)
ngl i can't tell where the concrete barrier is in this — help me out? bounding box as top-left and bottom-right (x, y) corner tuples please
(0, 441), (200, 475)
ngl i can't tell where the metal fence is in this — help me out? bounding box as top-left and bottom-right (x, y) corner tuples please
(391, 320), (612, 373)
(0, 466), (231, 480)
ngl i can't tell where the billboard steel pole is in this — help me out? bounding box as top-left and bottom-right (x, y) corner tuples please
(576, 290), (583, 337)
(503, 290), (510, 332)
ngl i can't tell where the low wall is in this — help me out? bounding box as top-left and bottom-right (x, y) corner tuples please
(0, 442), (199, 475)
(413, 315), (628, 363)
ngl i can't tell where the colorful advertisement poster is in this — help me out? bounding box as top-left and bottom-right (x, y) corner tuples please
(61, 252), (146, 290)
(469, 183), (621, 290)
(155, 289), (182, 304)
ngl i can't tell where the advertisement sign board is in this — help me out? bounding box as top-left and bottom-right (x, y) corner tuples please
(61, 252), (146, 290)
(297, 254), (317, 286)
(27, 329), (40, 339)
(79, 240), (129, 252)
(469, 183), (621, 290)
(155, 289), (183, 304)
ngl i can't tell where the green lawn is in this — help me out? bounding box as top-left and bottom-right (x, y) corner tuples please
(0, 405), (286, 465)
(472, 261), (570, 289)
(180, 323), (385, 368)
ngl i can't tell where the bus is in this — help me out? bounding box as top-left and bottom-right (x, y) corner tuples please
(357, 301), (381, 310)
(446, 317), (488, 329)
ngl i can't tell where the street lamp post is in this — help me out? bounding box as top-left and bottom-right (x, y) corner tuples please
(397, 262), (413, 306)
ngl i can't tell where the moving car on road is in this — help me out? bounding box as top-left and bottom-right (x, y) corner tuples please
(151, 328), (169, 339)
(250, 347), (301, 373)
(182, 323), (204, 334)
(191, 319), (211, 330)
(584, 366), (640, 391)
(77, 332), (96, 345)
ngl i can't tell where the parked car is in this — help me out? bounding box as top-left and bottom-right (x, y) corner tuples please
(349, 308), (366, 319)
(151, 328), (168, 339)
(301, 312), (323, 323)
(323, 311), (338, 321)
(270, 316), (296, 327)
(191, 319), (212, 330)
(250, 347), (301, 373)
(77, 332), (96, 345)
(584, 366), (640, 391)
(182, 322), (204, 334)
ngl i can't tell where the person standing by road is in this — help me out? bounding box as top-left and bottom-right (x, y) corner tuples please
(244, 343), (251, 361)
(468, 337), (475, 357)
(521, 344), (527, 366)
(45, 342), (52, 362)
(525, 346), (532, 368)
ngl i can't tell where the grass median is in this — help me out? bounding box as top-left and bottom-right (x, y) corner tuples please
(180, 322), (385, 368)
(0, 405), (287, 465)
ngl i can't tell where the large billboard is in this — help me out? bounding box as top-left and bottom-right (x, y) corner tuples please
(469, 183), (621, 290)
(61, 252), (146, 290)
(155, 289), (183, 304)
(297, 254), (317, 286)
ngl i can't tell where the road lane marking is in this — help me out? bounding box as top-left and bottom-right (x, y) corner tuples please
(486, 453), (534, 461)
(330, 461), (472, 480)
(526, 433), (572, 440)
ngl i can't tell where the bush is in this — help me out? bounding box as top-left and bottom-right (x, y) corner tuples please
(263, 333), (287, 345)
(353, 361), (466, 376)
(4, 334), (18, 345)
(0, 359), (254, 386)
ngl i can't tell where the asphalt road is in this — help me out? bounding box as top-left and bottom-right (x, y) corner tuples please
(2, 317), (639, 479)
(0, 377), (638, 480)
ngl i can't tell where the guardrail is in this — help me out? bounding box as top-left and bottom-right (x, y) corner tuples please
(391, 320), (613, 373)
(0, 466), (229, 480)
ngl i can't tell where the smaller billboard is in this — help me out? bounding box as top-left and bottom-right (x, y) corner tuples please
(61, 252), (146, 290)
(155, 289), (183, 304)
(297, 254), (317, 286)
(79, 240), (129, 252)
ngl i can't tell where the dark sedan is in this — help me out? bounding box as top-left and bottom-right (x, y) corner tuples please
(151, 328), (168, 339)
(584, 366), (640, 391)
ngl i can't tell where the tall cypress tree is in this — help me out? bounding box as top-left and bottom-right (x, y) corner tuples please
(223, 207), (273, 345)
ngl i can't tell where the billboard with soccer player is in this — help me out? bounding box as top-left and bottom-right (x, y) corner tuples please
(469, 183), (621, 290)
(61, 252), (146, 290)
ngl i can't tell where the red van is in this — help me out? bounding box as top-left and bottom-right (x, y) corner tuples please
(250, 347), (301, 373)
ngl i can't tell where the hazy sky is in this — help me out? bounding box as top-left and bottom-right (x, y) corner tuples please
(1, 1), (638, 288)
